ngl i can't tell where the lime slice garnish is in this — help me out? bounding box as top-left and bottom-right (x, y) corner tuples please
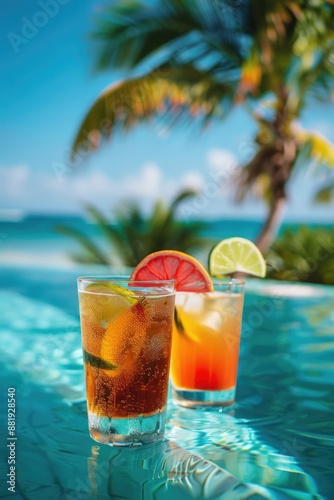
(209, 237), (266, 278)
(85, 282), (136, 301)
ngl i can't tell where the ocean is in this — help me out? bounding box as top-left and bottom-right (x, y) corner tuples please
(1, 213), (334, 498)
(0, 213), (330, 270)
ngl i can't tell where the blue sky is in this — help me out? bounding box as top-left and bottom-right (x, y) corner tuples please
(1, 0), (334, 221)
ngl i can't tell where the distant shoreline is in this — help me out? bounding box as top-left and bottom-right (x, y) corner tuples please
(0, 215), (332, 270)
(0, 212), (333, 225)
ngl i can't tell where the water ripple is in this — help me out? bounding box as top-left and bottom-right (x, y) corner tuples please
(1, 284), (334, 498)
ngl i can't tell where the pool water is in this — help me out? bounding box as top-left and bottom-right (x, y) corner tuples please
(0, 266), (333, 499)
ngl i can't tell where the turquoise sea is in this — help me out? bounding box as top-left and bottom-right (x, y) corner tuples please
(1, 215), (334, 499)
(0, 213), (331, 269)
(0, 214), (262, 269)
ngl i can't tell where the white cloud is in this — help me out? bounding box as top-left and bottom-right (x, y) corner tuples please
(0, 163), (30, 197)
(180, 171), (204, 191)
(123, 162), (163, 198)
(206, 149), (239, 192)
(207, 148), (238, 172)
(0, 160), (244, 218)
(71, 172), (109, 198)
(2, 160), (333, 221)
(0, 162), (199, 212)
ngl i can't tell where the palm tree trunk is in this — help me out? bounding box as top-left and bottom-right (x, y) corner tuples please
(238, 92), (297, 254)
(256, 194), (287, 254)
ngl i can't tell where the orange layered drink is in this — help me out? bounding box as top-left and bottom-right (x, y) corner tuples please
(128, 240), (264, 409)
(167, 236), (265, 407)
(170, 281), (245, 407)
(78, 278), (175, 446)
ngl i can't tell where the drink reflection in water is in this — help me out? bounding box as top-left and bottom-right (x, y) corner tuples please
(84, 441), (270, 499)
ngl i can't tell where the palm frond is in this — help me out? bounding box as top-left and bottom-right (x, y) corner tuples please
(57, 188), (207, 267)
(84, 204), (135, 265)
(169, 188), (198, 211)
(113, 204), (147, 265)
(84, 204), (115, 247)
(294, 130), (334, 167)
(71, 0), (334, 167)
(71, 66), (234, 156)
(93, 0), (246, 72)
(314, 181), (334, 203)
(56, 225), (110, 265)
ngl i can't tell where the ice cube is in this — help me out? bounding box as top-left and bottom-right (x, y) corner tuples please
(182, 293), (205, 314)
(200, 310), (224, 333)
(175, 293), (187, 307)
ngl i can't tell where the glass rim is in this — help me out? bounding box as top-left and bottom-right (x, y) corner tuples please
(78, 276), (244, 286)
(77, 275), (176, 287)
(174, 278), (245, 292)
(209, 278), (245, 286)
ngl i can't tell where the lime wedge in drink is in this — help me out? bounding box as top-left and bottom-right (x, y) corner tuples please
(80, 282), (136, 327)
(83, 349), (117, 371)
(209, 237), (266, 278)
(174, 308), (202, 343)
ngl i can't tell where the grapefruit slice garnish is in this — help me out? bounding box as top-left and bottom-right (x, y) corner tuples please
(130, 250), (213, 292)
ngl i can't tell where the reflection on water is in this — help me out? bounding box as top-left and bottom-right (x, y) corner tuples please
(0, 291), (84, 402)
(84, 440), (271, 499)
(167, 408), (319, 498)
(0, 273), (333, 499)
(235, 289), (334, 498)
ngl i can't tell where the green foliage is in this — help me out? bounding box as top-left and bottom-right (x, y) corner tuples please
(69, 0), (334, 252)
(266, 226), (334, 285)
(56, 189), (208, 267)
(72, 0), (334, 156)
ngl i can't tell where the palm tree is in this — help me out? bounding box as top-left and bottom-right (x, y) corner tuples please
(56, 189), (209, 267)
(71, 0), (334, 252)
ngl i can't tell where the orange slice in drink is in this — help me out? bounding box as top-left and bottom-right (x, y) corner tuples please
(130, 250), (213, 292)
(81, 315), (105, 358)
(100, 300), (148, 377)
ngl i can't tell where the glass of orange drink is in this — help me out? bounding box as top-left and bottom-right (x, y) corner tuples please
(77, 277), (175, 446)
(128, 250), (246, 408)
(127, 239), (264, 409)
(170, 279), (245, 407)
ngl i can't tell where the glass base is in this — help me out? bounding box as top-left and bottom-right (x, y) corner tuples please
(88, 410), (166, 446)
(172, 387), (235, 408)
